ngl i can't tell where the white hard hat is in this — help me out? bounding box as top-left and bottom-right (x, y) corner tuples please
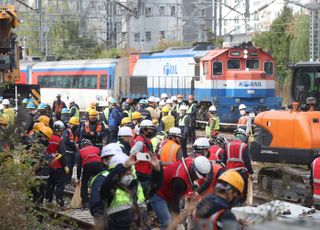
(140, 119), (155, 128)
(161, 93), (168, 99)
(109, 153), (128, 169)
(179, 104), (188, 111)
(69, 98), (75, 103)
(118, 126), (133, 137)
(166, 99), (173, 104)
(193, 156), (211, 179)
(209, 105), (216, 112)
(234, 128), (247, 137)
(0, 104), (4, 110)
(148, 96), (156, 103)
(155, 97), (160, 103)
(101, 143), (124, 158)
(171, 96), (177, 101)
(239, 104), (246, 110)
(2, 99), (10, 105)
(168, 127), (182, 137)
(159, 101), (166, 106)
(193, 137), (210, 150)
(53, 120), (65, 130)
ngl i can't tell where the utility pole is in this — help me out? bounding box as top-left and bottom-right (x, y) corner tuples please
(309, 0), (320, 61)
(36, 0), (44, 54)
(213, 0), (217, 38)
(244, 0), (250, 34)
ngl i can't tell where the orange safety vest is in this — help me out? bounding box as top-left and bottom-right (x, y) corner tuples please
(159, 139), (181, 167)
(312, 157), (320, 201)
(202, 163), (223, 196)
(238, 115), (249, 126)
(54, 101), (64, 113)
(193, 209), (225, 230)
(84, 121), (102, 133)
(68, 128), (79, 142)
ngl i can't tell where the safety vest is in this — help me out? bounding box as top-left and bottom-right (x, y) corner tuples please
(209, 145), (224, 161)
(70, 106), (80, 118)
(108, 170), (146, 215)
(193, 209), (226, 230)
(187, 103), (196, 114)
(67, 128), (79, 142)
(205, 116), (220, 137)
(103, 107), (110, 122)
(47, 134), (63, 169)
(133, 136), (152, 175)
(84, 121), (103, 133)
(3, 108), (14, 124)
(151, 135), (164, 153)
(226, 140), (247, 170)
(312, 157), (320, 200)
(89, 170), (109, 188)
(161, 115), (175, 132)
(179, 115), (187, 127)
(238, 115), (249, 126)
(123, 110), (130, 118)
(159, 140), (180, 166)
(53, 101), (64, 113)
(202, 163), (223, 196)
(79, 145), (101, 167)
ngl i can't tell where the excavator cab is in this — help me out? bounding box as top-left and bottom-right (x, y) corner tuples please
(251, 62), (320, 203)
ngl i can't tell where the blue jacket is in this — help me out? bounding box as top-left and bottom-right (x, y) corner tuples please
(109, 106), (123, 129)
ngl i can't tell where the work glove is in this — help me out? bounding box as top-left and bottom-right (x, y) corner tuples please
(64, 166), (69, 174)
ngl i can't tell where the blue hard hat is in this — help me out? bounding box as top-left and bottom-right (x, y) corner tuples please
(29, 98), (36, 102)
(37, 103), (47, 110)
(26, 102), (36, 109)
(61, 108), (69, 114)
(22, 98), (29, 104)
(139, 99), (147, 105)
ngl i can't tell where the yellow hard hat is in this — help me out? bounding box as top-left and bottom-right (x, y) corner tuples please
(0, 116), (8, 125)
(218, 170), (244, 194)
(69, 116), (80, 125)
(37, 115), (50, 126)
(86, 107), (92, 113)
(132, 111), (142, 120)
(89, 109), (98, 116)
(121, 117), (132, 126)
(39, 126), (53, 139)
(33, 122), (45, 132)
(162, 106), (170, 113)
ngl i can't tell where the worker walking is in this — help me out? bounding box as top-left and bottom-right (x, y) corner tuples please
(100, 152), (162, 230)
(178, 104), (191, 155)
(150, 156), (211, 229)
(77, 139), (105, 208)
(2, 99), (15, 125)
(80, 109), (106, 149)
(62, 116), (80, 184)
(109, 98), (123, 143)
(222, 128), (254, 204)
(193, 170), (244, 230)
(310, 157), (320, 210)
(52, 94), (67, 121)
(159, 106), (175, 133)
(130, 120), (155, 194)
(187, 95), (197, 144)
(46, 121), (68, 209)
(206, 105), (220, 141)
(89, 143), (123, 228)
(238, 104), (251, 137)
(117, 126), (133, 155)
(158, 127), (183, 167)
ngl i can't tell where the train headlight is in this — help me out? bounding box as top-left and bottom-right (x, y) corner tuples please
(259, 98), (265, 104)
(244, 49), (248, 54)
(244, 54), (248, 59)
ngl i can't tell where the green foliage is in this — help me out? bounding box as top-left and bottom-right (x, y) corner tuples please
(151, 40), (191, 51)
(96, 47), (129, 59)
(253, 6), (310, 102)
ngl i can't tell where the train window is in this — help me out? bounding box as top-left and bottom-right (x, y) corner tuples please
(249, 51), (259, 56)
(230, 51), (240, 56)
(212, 61), (222, 75)
(246, 59), (259, 69)
(109, 74), (113, 90)
(100, 74), (107, 89)
(264, 62), (273, 75)
(38, 75), (97, 89)
(204, 61), (208, 74)
(227, 59), (240, 69)
(195, 64), (200, 77)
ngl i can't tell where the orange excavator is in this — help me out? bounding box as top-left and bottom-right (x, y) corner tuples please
(251, 62), (320, 204)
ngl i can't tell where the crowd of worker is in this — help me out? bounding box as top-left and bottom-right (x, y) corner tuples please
(0, 92), (318, 229)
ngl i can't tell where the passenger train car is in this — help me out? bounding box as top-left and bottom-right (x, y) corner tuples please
(19, 42), (281, 123)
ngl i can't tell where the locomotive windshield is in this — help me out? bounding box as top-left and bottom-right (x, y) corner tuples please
(293, 66), (320, 106)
